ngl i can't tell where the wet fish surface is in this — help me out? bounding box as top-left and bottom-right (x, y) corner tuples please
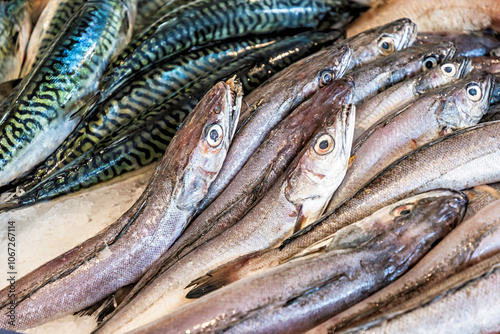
(416, 31), (500, 57)
(0, 79), (242, 331)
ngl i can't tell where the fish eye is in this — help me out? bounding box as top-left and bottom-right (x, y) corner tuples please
(466, 83), (482, 102)
(377, 36), (395, 55)
(314, 134), (335, 155)
(206, 124), (223, 147)
(319, 70), (334, 87)
(423, 56), (438, 71)
(441, 63), (456, 77)
(391, 204), (415, 217)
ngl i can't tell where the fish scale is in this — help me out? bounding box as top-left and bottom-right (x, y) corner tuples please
(0, 0), (132, 187)
(101, 0), (349, 95)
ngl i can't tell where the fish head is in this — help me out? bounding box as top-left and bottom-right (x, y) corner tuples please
(174, 78), (243, 211)
(415, 57), (472, 94)
(437, 71), (494, 130)
(347, 18), (417, 69)
(285, 103), (356, 226)
(327, 190), (467, 279)
(0, 0), (31, 81)
(307, 76), (355, 114)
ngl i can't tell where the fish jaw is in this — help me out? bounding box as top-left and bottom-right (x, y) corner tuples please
(437, 71), (493, 130)
(415, 57), (472, 94)
(174, 78), (242, 211)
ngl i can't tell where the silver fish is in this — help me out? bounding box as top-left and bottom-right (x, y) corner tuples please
(128, 190), (466, 334)
(0, 78), (242, 331)
(93, 104), (356, 334)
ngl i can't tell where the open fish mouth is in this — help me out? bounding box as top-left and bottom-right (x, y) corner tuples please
(400, 20), (418, 49)
(457, 57), (472, 77)
(226, 77), (243, 141)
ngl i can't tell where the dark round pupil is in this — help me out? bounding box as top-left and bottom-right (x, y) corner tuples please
(382, 41), (389, 49)
(210, 129), (220, 142)
(444, 66), (452, 73)
(400, 209), (411, 215)
(323, 73), (332, 83)
(319, 140), (329, 150)
(425, 60), (434, 69)
(469, 88), (477, 96)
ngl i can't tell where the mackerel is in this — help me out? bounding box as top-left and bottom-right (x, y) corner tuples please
(309, 197), (500, 333)
(0, 0), (31, 83)
(137, 190), (465, 334)
(199, 18), (417, 215)
(100, 0), (352, 96)
(330, 71), (494, 213)
(93, 104), (356, 334)
(0, 78), (242, 331)
(0, 0), (133, 187)
(354, 58), (471, 139)
(349, 42), (456, 104)
(193, 121), (500, 293)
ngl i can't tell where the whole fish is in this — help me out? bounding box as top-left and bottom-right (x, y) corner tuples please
(0, 0), (134, 188)
(349, 42), (456, 104)
(346, 0), (500, 37)
(133, 190), (466, 334)
(331, 71), (494, 213)
(0, 78), (242, 331)
(93, 104), (356, 334)
(198, 18), (417, 216)
(128, 78), (354, 301)
(21, 0), (90, 76)
(354, 57), (471, 139)
(100, 0), (352, 96)
(308, 197), (500, 333)
(0, 31), (342, 208)
(416, 31), (500, 57)
(340, 253), (500, 334)
(192, 120), (500, 293)
(0, 0), (31, 83)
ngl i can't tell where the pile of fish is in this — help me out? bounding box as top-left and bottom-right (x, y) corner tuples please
(0, 0), (499, 333)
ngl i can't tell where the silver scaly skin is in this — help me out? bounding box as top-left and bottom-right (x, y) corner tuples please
(0, 0), (134, 187)
(92, 104), (356, 334)
(0, 0), (31, 83)
(0, 78), (242, 331)
(129, 190), (466, 334)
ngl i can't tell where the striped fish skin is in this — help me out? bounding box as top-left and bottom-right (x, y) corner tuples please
(0, 0), (133, 188)
(0, 79), (242, 331)
(21, 0), (86, 76)
(100, 0), (351, 96)
(0, 0), (31, 83)
(133, 0), (193, 35)
(4, 31), (341, 208)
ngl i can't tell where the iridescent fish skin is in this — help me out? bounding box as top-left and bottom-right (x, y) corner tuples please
(416, 31), (500, 57)
(0, 0), (31, 83)
(0, 79), (242, 331)
(128, 190), (466, 334)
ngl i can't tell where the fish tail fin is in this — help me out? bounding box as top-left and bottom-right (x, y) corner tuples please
(185, 250), (267, 299)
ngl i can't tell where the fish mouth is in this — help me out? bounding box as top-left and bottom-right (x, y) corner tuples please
(225, 77), (243, 141)
(338, 104), (356, 157)
(457, 57), (472, 78)
(399, 20), (417, 49)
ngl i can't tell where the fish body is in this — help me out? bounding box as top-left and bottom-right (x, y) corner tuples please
(93, 103), (356, 334)
(310, 196), (500, 333)
(349, 42), (456, 104)
(0, 79), (242, 331)
(331, 71), (493, 213)
(133, 0), (193, 35)
(416, 31), (500, 57)
(101, 0), (352, 96)
(341, 253), (500, 334)
(197, 120), (500, 292)
(148, 78), (355, 294)
(0, 0), (133, 187)
(130, 190), (466, 334)
(354, 57), (471, 139)
(21, 0), (86, 76)
(198, 18), (417, 216)
(0, 0), (31, 83)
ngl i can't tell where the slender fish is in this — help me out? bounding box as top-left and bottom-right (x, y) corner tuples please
(308, 197), (500, 333)
(136, 190), (466, 334)
(193, 120), (500, 292)
(0, 0), (31, 83)
(93, 104), (356, 334)
(331, 71), (494, 214)
(0, 0), (134, 187)
(416, 31), (500, 57)
(354, 58), (471, 139)
(0, 78), (242, 331)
